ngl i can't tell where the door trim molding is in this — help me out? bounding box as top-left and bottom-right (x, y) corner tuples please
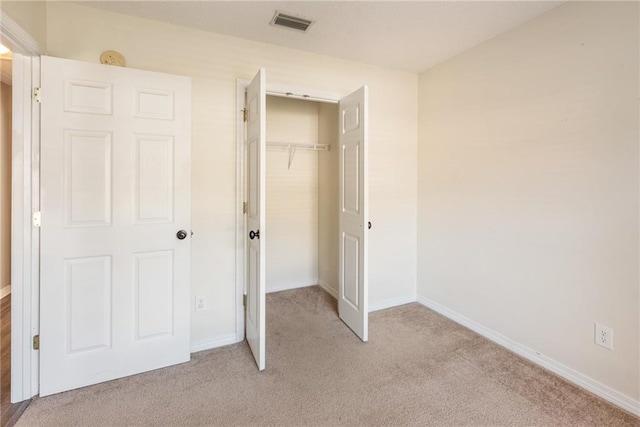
(318, 281), (415, 313)
(3, 12), (45, 403)
(235, 80), (246, 342)
(235, 78), (343, 342)
(11, 54), (41, 404)
(318, 280), (338, 299)
(190, 334), (238, 354)
(0, 13), (45, 56)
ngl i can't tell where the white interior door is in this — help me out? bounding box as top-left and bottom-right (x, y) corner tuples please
(338, 86), (369, 342)
(245, 69), (266, 370)
(40, 56), (191, 396)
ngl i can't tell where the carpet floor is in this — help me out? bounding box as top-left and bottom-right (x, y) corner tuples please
(16, 286), (639, 426)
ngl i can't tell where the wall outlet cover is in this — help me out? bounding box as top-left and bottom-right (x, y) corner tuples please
(595, 323), (613, 350)
(195, 296), (206, 312)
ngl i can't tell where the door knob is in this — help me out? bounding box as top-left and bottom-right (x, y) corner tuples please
(176, 230), (188, 240)
(368, 221), (372, 230)
(249, 230), (260, 240)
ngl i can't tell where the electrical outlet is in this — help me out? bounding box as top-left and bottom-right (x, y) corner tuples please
(595, 323), (613, 350)
(195, 296), (206, 312)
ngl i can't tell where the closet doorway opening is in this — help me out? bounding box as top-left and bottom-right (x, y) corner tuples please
(236, 71), (369, 370)
(263, 95), (339, 302)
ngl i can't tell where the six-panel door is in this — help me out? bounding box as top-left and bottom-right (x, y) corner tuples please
(338, 86), (369, 342)
(40, 56), (191, 396)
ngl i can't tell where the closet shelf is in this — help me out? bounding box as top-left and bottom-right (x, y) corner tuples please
(266, 141), (330, 151)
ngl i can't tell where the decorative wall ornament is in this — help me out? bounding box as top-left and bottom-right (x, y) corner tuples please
(100, 50), (125, 67)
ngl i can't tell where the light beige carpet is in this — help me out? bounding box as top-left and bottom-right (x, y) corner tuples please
(16, 286), (639, 426)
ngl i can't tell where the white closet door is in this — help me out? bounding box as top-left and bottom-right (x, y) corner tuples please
(245, 68), (267, 370)
(338, 86), (369, 342)
(40, 56), (191, 396)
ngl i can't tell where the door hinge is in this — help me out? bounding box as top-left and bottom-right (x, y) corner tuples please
(243, 294), (247, 307)
(243, 202), (248, 214)
(33, 211), (41, 227)
(33, 335), (40, 350)
(33, 87), (41, 104)
(242, 108), (248, 123)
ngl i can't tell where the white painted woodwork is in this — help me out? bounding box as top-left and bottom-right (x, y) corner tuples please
(64, 80), (113, 115)
(245, 68), (266, 370)
(40, 56), (191, 396)
(134, 87), (174, 120)
(338, 86), (368, 341)
(63, 130), (112, 227)
(135, 135), (174, 223)
(11, 53), (41, 403)
(65, 256), (112, 353)
(134, 251), (173, 340)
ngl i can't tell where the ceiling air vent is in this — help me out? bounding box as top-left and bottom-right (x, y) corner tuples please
(270, 11), (314, 33)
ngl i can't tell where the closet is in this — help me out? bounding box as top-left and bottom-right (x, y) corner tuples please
(264, 95), (339, 299)
(241, 69), (368, 370)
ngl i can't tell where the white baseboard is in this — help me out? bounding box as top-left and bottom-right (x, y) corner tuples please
(0, 285), (10, 299)
(190, 334), (240, 354)
(318, 281), (416, 313)
(266, 282), (318, 294)
(369, 295), (417, 312)
(318, 280), (338, 299)
(417, 295), (640, 418)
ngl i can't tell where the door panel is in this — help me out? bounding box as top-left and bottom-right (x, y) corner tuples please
(134, 251), (173, 340)
(40, 56), (191, 396)
(134, 87), (174, 119)
(342, 234), (359, 309)
(245, 69), (266, 370)
(338, 86), (369, 342)
(64, 130), (112, 226)
(65, 256), (112, 353)
(64, 79), (113, 115)
(135, 136), (174, 223)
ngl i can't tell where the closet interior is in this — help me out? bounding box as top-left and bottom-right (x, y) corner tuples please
(264, 95), (339, 300)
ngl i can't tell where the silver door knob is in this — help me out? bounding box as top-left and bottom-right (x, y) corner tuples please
(176, 230), (188, 240)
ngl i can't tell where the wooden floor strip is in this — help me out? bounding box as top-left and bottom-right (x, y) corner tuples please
(1, 295), (30, 427)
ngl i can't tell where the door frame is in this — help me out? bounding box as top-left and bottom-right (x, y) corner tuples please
(234, 78), (343, 340)
(1, 13), (45, 402)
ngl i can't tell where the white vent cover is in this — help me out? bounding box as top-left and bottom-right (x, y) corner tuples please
(270, 11), (314, 33)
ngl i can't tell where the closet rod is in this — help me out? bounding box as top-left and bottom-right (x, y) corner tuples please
(267, 141), (330, 151)
(266, 90), (339, 104)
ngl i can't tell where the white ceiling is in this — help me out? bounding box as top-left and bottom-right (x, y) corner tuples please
(79, 1), (564, 73)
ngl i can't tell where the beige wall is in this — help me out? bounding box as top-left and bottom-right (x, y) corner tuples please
(265, 96), (320, 292)
(417, 1), (639, 401)
(1, 1), (47, 50)
(47, 2), (418, 347)
(0, 82), (10, 292)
